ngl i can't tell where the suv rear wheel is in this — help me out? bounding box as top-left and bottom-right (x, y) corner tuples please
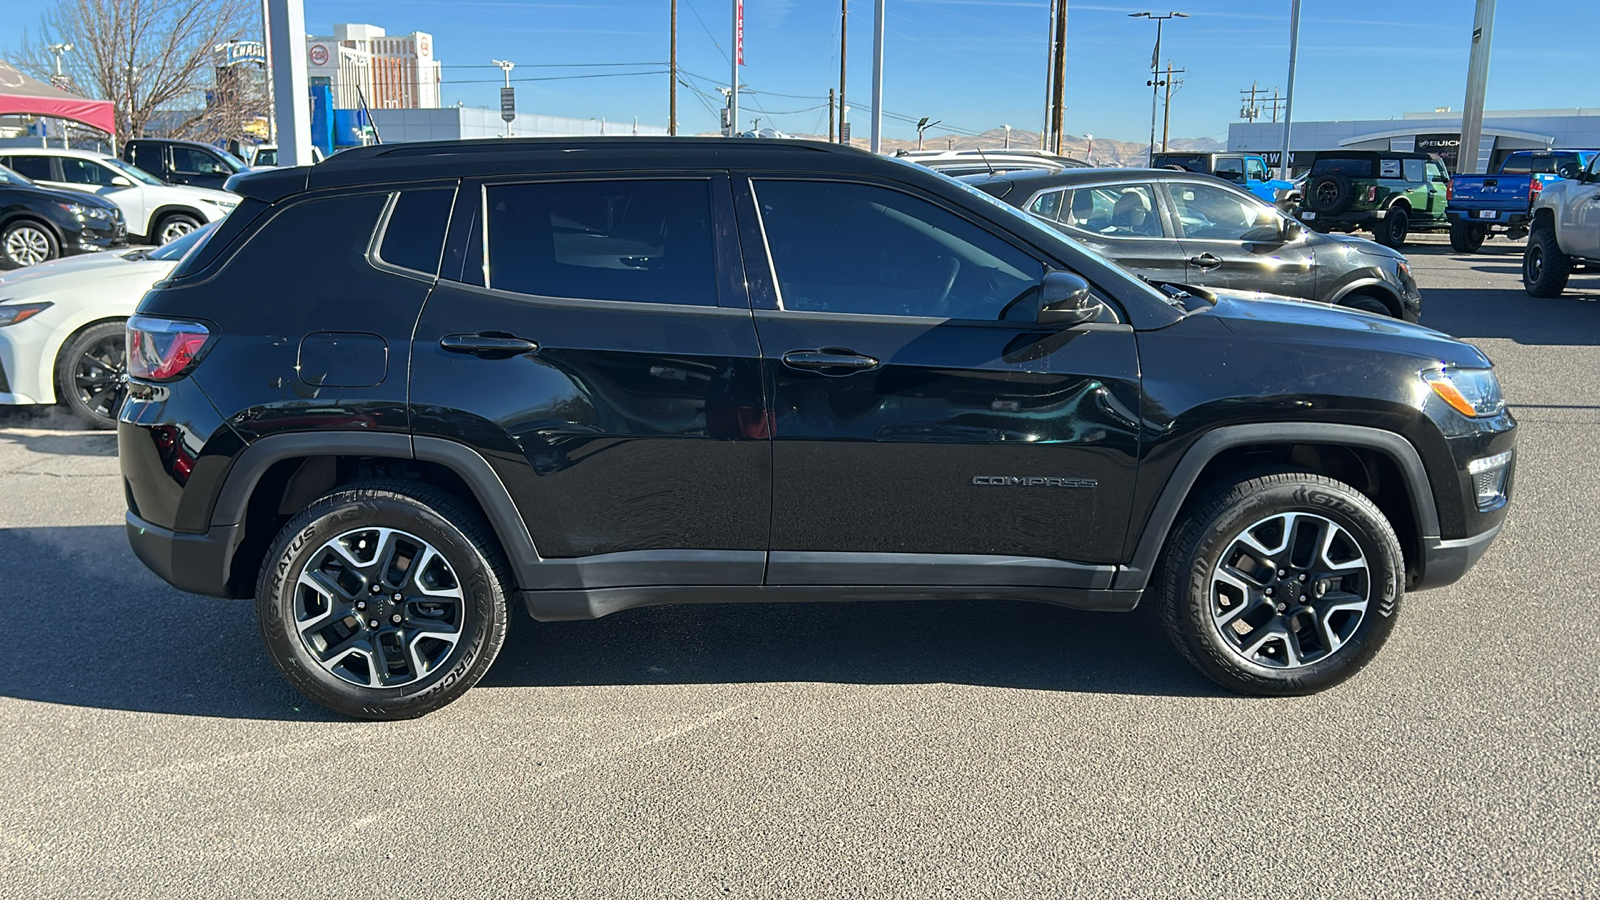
(1449, 220), (1487, 254)
(256, 481), (512, 720)
(1523, 225), (1571, 298)
(1158, 471), (1402, 695)
(1375, 207), (1409, 249)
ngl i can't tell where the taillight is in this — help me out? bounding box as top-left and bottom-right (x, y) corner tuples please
(1530, 178), (1543, 203)
(1366, 185), (1378, 202)
(1446, 179), (1454, 202)
(127, 315), (211, 382)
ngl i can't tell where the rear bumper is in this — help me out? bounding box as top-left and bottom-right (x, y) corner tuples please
(1447, 210), (1530, 228)
(125, 511), (239, 598)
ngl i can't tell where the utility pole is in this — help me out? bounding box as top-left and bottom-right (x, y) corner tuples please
(1041, 0), (1055, 150)
(1049, 0), (1067, 155)
(828, 88), (836, 142)
(838, 0), (847, 144)
(1240, 81), (1266, 121)
(1161, 62), (1185, 152)
(1270, 89), (1284, 123)
(1458, 0), (1497, 174)
(1129, 11), (1188, 166)
(669, 0), (678, 135)
(916, 117), (939, 150)
(1279, 0), (1301, 180)
(869, 0), (884, 153)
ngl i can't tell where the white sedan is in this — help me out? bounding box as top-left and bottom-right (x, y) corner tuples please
(0, 224), (213, 427)
(0, 148), (236, 245)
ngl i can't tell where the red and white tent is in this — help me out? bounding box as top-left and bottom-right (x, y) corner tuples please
(0, 59), (115, 136)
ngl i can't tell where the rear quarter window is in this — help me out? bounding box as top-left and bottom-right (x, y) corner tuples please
(376, 188), (456, 277)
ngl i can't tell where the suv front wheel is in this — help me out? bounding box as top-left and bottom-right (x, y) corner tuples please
(1159, 471), (1402, 695)
(256, 481), (512, 720)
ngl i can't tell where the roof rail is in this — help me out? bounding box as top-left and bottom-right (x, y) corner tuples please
(319, 135), (847, 167)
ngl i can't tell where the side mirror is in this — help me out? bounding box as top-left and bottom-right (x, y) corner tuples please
(1036, 272), (1103, 326)
(1281, 217), (1304, 241)
(110, 176), (132, 187)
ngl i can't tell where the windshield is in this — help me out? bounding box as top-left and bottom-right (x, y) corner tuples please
(254, 148), (277, 167)
(101, 157), (166, 186)
(216, 147), (249, 171)
(0, 163), (33, 186)
(148, 222), (219, 261)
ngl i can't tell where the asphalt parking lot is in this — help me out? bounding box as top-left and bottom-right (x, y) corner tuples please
(1, 235), (1597, 898)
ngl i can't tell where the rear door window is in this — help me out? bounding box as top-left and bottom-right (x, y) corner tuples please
(377, 188), (456, 277)
(59, 157), (118, 186)
(1062, 184), (1164, 237)
(1027, 189), (1064, 220)
(483, 180), (717, 306)
(4, 156), (54, 181)
(131, 144), (163, 173)
(1310, 158), (1373, 178)
(1403, 159), (1426, 183)
(171, 146), (225, 175)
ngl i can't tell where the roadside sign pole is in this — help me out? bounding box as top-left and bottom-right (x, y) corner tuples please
(730, 0), (741, 137)
(1457, 0), (1497, 175)
(1279, 0), (1301, 181)
(266, 0), (311, 166)
(870, 0), (884, 153)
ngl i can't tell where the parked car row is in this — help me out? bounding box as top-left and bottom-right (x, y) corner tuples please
(0, 163), (128, 269)
(1150, 151), (1297, 208)
(0, 148), (237, 245)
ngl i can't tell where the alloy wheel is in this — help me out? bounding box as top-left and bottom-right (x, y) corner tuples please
(1209, 512), (1370, 669)
(72, 335), (128, 420)
(4, 225), (51, 266)
(159, 219), (197, 243)
(1527, 245), (1543, 282)
(294, 527), (466, 688)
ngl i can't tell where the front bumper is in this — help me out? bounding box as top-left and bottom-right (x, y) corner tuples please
(1413, 523), (1503, 591)
(125, 511), (239, 598)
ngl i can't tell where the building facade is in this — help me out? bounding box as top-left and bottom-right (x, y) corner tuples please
(306, 24), (441, 110)
(362, 107), (668, 146)
(1229, 108), (1600, 174)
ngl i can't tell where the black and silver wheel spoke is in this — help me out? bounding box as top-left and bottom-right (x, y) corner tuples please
(1210, 512), (1370, 670)
(294, 526), (465, 689)
(74, 338), (128, 419)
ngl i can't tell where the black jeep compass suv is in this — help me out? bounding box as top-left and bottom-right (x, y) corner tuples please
(120, 138), (1515, 719)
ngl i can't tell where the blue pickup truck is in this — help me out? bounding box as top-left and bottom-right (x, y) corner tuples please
(1447, 149), (1597, 253)
(1150, 152), (1297, 207)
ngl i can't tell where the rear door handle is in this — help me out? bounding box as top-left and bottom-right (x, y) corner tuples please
(1188, 253), (1223, 269)
(440, 333), (539, 358)
(781, 349), (881, 375)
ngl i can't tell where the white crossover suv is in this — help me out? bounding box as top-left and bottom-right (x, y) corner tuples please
(0, 148), (236, 245)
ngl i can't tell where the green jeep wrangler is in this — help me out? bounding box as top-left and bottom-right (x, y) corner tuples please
(1294, 150), (1452, 248)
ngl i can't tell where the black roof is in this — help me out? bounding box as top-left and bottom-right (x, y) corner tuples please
(229, 136), (918, 202)
(961, 166), (1232, 190)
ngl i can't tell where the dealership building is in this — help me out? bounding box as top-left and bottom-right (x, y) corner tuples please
(306, 23), (442, 110)
(1228, 107), (1600, 173)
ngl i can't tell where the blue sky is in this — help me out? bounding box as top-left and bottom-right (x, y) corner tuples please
(6, 0), (1594, 143)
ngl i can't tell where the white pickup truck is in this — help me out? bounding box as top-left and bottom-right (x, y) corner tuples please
(1525, 152), (1600, 296)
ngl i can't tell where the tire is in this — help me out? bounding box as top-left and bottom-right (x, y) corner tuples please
(1449, 220), (1487, 254)
(1305, 174), (1353, 214)
(256, 480), (512, 720)
(1, 219), (59, 269)
(1375, 206), (1409, 249)
(1523, 225), (1571, 298)
(1339, 293), (1394, 318)
(153, 212), (202, 245)
(1158, 470), (1403, 696)
(55, 320), (127, 429)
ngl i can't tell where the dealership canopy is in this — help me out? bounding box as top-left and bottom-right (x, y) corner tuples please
(0, 59), (115, 135)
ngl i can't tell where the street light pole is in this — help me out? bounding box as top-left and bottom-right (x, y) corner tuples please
(1279, 0), (1301, 180)
(1129, 11), (1187, 166)
(870, 0), (885, 153)
(493, 59), (515, 137)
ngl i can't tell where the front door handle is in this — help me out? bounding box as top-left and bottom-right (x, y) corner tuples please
(1188, 253), (1223, 269)
(440, 332), (539, 358)
(781, 348), (881, 375)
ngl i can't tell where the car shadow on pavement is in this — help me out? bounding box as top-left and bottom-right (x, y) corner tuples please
(1420, 287), (1600, 345)
(0, 525), (1221, 720)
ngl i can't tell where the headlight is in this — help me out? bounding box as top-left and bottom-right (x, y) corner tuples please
(56, 202), (88, 219)
(0, 302), (54, 327)
(1421, 366), (1504, 418)
(1395, 260), (1411, 281)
